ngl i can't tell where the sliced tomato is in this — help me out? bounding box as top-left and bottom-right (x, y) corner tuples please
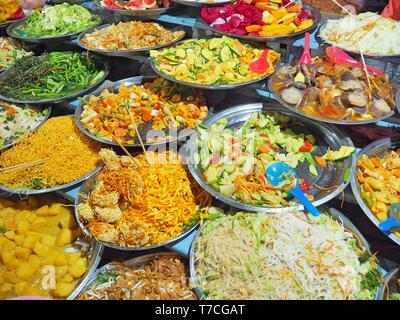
(299, 140), (312, 152)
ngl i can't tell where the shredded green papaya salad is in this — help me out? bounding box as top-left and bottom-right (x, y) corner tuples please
(14, 3), (101, 37)
(193, 211), (382, 300)
(194, 112), (317, 207)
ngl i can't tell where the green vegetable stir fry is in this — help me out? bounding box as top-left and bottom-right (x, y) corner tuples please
(195, 112), (317, 207)
(0, 52), (105, 101)
(14, 3), (101, 38)
(193, 211), (381, 300)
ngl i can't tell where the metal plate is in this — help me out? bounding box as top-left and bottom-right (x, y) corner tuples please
(74, 170), (201, 251)
(317, 22), (400, 62)
(0, 166), (102, 196)
(187, 103), (355, 213)
(0, 194), (103, 300)
(0, 105), (51, 151)
(376, 268), (399, 300)
(200, 4), (321, 43)
(6, 13), (104, 44)
(149, 39), (280, 90)
(171, 0), (233, 8)
(0, 17), (25, 31)
(351, 137), (400, 247)
(77, 23), (186, 57)
(93, 0), (182, 17)
(75, 252), (192, 299)
(266, 64), (397, 125)
(74, 75), (207, 148)
(0, 52), (110, 105)
(189, 206), (382, 300)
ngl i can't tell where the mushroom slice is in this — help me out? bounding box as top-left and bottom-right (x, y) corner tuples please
(280, 87), (303, 106)
(339, 80), (364, 91)
(340, 92), (368, 108)
(370, 99), (392, 117)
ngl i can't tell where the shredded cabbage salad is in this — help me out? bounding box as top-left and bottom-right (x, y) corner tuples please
(320, 12), (400, 56)
(193, 211), (381, 300)
(15, 3), (101, 37)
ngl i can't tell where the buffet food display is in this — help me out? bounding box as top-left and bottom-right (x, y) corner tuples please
(270, 56), (397, 123)
(8, 4), (102, 39)
(0, 0), (399, 301)
(150, 36), (280, 87)
(192, 210), (381, 300)
(80, 22), (185, 52)
(0, 52), (107, 103)
(319, 12), (400, 56)
(201, 0), (316, 38)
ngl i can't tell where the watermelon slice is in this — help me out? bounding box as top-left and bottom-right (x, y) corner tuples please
(144, 0), (157, 8)
(161, 0), (170, 8)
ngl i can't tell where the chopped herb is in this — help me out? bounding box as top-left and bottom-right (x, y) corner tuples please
(0, 225), (7, 233)
(31, 178), (43, 189)
(97, 271), (118, 284)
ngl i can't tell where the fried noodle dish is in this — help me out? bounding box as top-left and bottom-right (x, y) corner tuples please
(79, 256), (197, 300)
(81, 21), (185, 51)
(77, 150), (211, 247)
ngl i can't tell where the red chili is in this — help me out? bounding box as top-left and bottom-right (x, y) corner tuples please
(299, 179), (311, 192)
(155, 102), (161, 110)
(299, 140), (313, 152)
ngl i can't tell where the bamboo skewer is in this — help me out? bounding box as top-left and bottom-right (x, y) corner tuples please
(0, 158), (49, 173)
(128, 109), (148, 157)
(357, 42), (372, 93)
(106, 125), (136, 162)
(331, 0), (355, 17)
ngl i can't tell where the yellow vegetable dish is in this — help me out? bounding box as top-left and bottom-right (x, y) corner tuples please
(0, 196), (89, 299)
(356, 150), (400, 238)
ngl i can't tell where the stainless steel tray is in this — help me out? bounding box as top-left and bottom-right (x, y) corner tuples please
(0, 166), (102, 196)
(200, 3), (321, 43)
(187, 103), (355, 213)
(93, 0), (181, 17)
(189, 206), (382, 300)
(74, 75), (205, 148)
(350, 137), (400, 247)
(77, 23), (186, 57)
(149, 39), (280, 90)
(0, 17), (25, 30)
(6, 12), (104, 44)
(0, 105), (51, 151)
(317, 22), (400, 62)
(0, 193), (103, 300)
(266, 64), (397, 125)
(75, 251), (192, 299)
(0, 52), (110, 105)
(172, 0), (232, 8)
(74, 170), (201, 251)
(376, 268), (399, 300)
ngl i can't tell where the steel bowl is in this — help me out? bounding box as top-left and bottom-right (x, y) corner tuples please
(77, 23), (186, 57)
(74, 75), (208, 148)
(6, 11), (104, 44)
(376, 268), (400, 300)
(187, 102), (355, 213)
(317, 22), (400, 62)
(93, 0), (182, 17)
(266, 63), (397, 125)
(0, 52), (110, 105)
(0, 17), (25, 31)
(74, 170), (203, 252)
(0, 193), (103, 300)
(150, 38), (280, 90)
(0, 105), (51, 151)
(171, 0), (233, 8)
(75, 251), (195, 299)
(199, 3), (321, 43)
(351, 137), (400, 247)
(189, 206), (383, 300)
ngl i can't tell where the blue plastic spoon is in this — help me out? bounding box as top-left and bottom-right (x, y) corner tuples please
(266, 162), (320, 216)
(379, 203), (400, 232)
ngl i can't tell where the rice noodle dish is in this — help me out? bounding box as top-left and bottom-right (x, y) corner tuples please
(320, 12), (400, 56)
(193, 211), (381, 300)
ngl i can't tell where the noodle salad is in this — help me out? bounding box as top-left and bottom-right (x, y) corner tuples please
(193, 211), (381, 300)
(320, 12), (400, 56)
